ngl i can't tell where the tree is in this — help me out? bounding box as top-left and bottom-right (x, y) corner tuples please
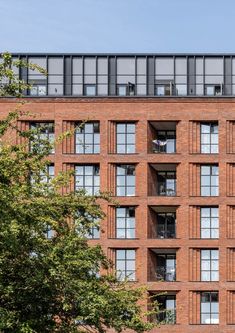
(0, 53), (158, 333)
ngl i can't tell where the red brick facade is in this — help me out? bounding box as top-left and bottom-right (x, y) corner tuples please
(1, 97), (235, 332)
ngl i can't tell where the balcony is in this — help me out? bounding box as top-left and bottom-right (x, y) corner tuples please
(149, 293), (176, 325)
(148, 249), (177, 282)
(148, 206), (177, 239)
(148, 164), (177, 196)
(148, 122), (177, 154)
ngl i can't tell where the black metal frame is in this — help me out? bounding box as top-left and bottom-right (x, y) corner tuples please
(115, 249), (136, 281)
(116, 165), (136, 196)
(200, 249), (219, 282)
(116, 122), (136, 154)
(75, 164), (100, 195)
(75, 121), (100, 154)
(200, 207), (219, 239)
(156, 212), (176, 239)
(200, 292), (219, 325)
(200, 165), (219, 196)
(115, 207), (135, 239)
(200, 123), (219, 154)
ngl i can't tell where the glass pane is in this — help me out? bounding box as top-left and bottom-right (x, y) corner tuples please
(201, 229), (211, 238)
(117, 187), (125, 196)
(201, 176), (210, 186)
(117, 145), (126, 154)
(201, 250), (210, 259)
(201, 187), (210, 196)
(201, 166), (210, 175)
(116, 250), (125, 259)
(126, 187), (135, 196)
(117, 229), (126, 238)
(201, 124), (210, 133)
(201, 217), (210, 228)
(126, 250), (135, 260)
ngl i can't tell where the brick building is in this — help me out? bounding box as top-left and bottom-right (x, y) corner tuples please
(1, 53), (235, 332)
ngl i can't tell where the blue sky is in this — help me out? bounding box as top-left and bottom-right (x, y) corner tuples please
(0, 0), (235, 53)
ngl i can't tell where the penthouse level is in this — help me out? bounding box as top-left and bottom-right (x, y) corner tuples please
(5, 53), (235, 97)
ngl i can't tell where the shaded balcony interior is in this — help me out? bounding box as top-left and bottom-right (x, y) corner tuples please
(148, 292), (176, 324)
(148, 206), (177, 239)
(148, 164), (177, 196)
(148, 121), (177, 154)
(148, 248), (177, 282)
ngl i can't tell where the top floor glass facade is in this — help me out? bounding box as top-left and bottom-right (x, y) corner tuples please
(6, 53), (235, 97)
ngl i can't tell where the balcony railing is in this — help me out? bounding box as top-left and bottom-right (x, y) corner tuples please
(157, 182), (176, 196)
(156, 266), (176, 281)
(156, 229), (176, 239)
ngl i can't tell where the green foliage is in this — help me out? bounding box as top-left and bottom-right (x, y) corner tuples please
(0, 53), (159, 332)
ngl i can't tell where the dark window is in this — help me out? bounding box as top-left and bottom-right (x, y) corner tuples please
(116, 207), (135, 238)
(200, 292), (219, 324)
(116, 165), (135, 196)
(205, 85), (222, 96)
(200, 207), (219, 239)
(116, 249), (135, 281)
(84, 84), (96, 96)
(155, 295), (176, 324)
(116, 123), (135, 154)
(157, 171), (176, 196)
(75, 165), (100, 195)
(156, 254), (176, 281)
(153, 130), (176, 153)
(201, 123), (218, 154)
(75, 122), (100, 154)
(201, 250), (219, 281)
(201, 165), (219, 196)
(156, 213), (176, 239)
(30, 122), (55, 154)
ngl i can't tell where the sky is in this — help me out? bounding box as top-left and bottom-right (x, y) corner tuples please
(0, 0), (235, 53)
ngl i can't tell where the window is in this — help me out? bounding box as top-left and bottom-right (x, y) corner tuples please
(205, 85), (222, 96)
(116, 123), (135, 154)
(155, 295), (176, 324)
(157, 171), (176, 196)
(201, 292), (219, 324)
(30, 164), (54, 194)
(84, 85), (96, 96)
(201, 250), (219, 281)
(117, 83), (135, 96)
(201, 207), (219, 239)
(86, 226), (100, 239)
(39, 164), (54, 183)
(45, 226), (54, 239)
(30, 122), (55, 154)
(116, 165), (135, 196)
(115, 249), (135, 281)
(201, 165), (219, 196)
(155, 84), (171, 96)
(75, 165), (100, 195)
(75, 122), (100, 154)
(117, 85), (127, 96)
(175, 84), (187, 96)
(153, 130), (176, 153)
(30, 85), (46, 96)
(156, 254), (176, 281)
(157, 213), (176, 239)
(201, 123), (218, 154)
(116, 207), (135, 238)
